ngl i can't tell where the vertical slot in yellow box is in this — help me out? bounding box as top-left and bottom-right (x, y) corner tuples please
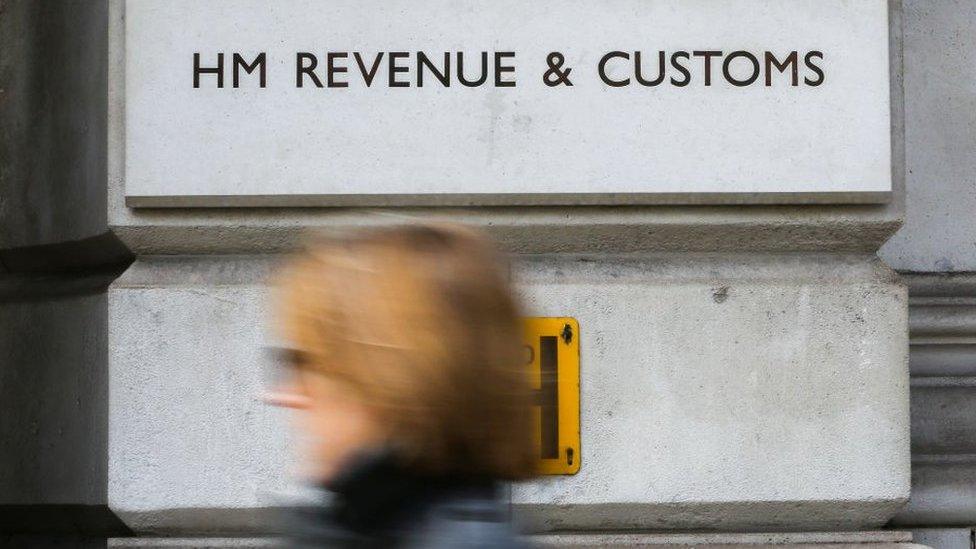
(522, 317), (580, 475)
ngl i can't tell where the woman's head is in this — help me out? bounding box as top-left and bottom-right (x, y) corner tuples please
(271, 224), (535, 482)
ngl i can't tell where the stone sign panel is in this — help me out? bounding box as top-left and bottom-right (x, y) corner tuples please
(124, 0), (891, 206)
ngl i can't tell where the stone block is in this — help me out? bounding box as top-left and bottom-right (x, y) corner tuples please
(511, 254), (910, 531)
(108, 258), (291, 534)
(108, 253), (910, 533)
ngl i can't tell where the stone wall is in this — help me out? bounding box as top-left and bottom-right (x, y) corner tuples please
(15, 1), (975, 547)
(0, 0), (131, 540)
(103, 0), (913, 539)
(878, 2), (976, 547)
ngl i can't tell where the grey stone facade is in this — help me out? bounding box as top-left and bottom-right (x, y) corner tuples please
(877, 1), (976, 546)
(0, 0), (130, 542)
(1, 1), (974, 548)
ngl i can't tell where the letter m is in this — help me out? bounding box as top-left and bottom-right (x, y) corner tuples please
(233, 52), (267, 88)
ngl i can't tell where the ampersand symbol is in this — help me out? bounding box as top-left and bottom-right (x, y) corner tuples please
(543, 52), (574, 87)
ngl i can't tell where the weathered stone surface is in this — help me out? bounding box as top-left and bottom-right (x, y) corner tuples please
(892, 458), (976, 527)
(511, 254), (909, 531)
(879, 0), (976, 272)
(0, 293), (108, 505)
(0, 0), (109, 249)
(108, 261), (292, 532)
(896, 274), (976, 527)
(108, 254), (909, 532)
(909, 528), (974, 549)
(105, 531), (923, 548)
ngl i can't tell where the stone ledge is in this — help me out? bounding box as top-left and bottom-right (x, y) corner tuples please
(110, 252), (899, 290)
(0, 232), (132, 276)
(513, 501), (909, 534)
(530, 531), (916, 547)
(108, 212), (906, 256)
(103, 531), (921, 548)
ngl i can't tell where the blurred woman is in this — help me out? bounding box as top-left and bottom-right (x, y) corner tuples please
(268, 224), (536, 548)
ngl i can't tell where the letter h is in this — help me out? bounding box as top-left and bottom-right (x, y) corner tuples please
(194, 53), (224, 88)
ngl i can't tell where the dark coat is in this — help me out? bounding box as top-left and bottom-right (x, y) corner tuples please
(286, 451), (529, 548)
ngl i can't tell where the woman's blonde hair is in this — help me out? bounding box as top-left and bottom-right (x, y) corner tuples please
(275, 224), (536, 480)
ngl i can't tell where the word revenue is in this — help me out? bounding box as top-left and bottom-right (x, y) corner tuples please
(192, 49), (825, 89)
(299, 51), (517, 88)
